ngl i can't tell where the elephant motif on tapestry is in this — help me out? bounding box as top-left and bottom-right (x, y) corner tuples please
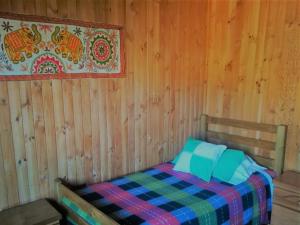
(4, 24), (41, 64)
(51, 26), (83, 64)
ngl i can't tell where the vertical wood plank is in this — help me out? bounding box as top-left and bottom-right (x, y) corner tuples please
(106, 0), (125, 177)
(108, 81), (123, 177)
(72, 79), (85, 184)
(105, 80), (114, 178)
(132, 0), (147, 171)
(62, 80), (76, 183)
(0, 142), (8, 210)
(98, 80), (109, 180)
(19, 81), (40, 201)
(31, 81), (49, 198)
(146, 0), (161, 167)
(173, 3), (182, 156)
(0, 82), (19, 207)
(52, 80), (67, 181)
(42, 80), (58, 197)
(7, 82), (30, 203)
(124, 1), (135, 174)
(160, 0), (171, 161)
(90, 79), (101, 182)
(120, 78), (129, 173)
(81, 79), (93, 182)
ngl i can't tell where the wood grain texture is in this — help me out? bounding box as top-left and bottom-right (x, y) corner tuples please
(7, 82), (30, 203)
(19, 81), (40, 201)
(0, 199), (61, 225)
(0, 0), (207, 209)
(204, 0), (300, 171)
(271, 204), (300, 225)
(0, 82), (19, 207)
(0, 0), (299, 210)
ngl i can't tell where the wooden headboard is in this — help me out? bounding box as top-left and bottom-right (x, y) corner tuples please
(199, 114), (287, 174)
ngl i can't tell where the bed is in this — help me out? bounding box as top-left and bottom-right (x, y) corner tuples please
(56, 114), (287, 225)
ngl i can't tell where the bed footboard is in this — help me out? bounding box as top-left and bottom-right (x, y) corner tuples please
(55, 179), (119, 225)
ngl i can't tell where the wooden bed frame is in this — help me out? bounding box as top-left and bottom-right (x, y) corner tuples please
(56, 114), (287, 225)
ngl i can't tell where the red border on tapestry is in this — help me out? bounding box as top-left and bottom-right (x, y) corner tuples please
(0, 12), (125, 80)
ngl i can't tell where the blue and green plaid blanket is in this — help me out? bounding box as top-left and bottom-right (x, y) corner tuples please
(73, 162), (274, 225)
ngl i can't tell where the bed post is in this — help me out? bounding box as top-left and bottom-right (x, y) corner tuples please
(200, 114), (208, 140)
(274, 125), (287, 175)
(55, 178), (62, 201)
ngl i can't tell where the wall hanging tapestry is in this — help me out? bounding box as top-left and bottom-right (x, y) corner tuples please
(0, 13), (124, 80)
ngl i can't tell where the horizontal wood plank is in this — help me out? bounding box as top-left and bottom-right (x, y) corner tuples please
(207, 130), (275, 150)
(206, 136), (275, 162)
(208, 116), (277, 133)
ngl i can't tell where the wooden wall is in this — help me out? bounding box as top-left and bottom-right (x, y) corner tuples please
(0, 0), (207, 209)
(0, 0), (299, 211)
(204, 0), (300, 171)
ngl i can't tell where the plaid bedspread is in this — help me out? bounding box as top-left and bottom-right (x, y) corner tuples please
(76, 162), (275, 225)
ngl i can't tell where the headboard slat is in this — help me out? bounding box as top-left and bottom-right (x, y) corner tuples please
(207, 130), (275, 150)
(208, 116), (277, 133)
(206, 136), (273, 160)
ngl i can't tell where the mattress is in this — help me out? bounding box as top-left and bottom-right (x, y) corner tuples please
(73, 162), (275, 225)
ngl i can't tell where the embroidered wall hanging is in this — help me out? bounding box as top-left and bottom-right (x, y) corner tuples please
(0, 13), (124, 80)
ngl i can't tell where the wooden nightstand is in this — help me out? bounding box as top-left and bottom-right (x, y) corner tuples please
(0, 199), (62, 225)
(271, 170), (300, 225)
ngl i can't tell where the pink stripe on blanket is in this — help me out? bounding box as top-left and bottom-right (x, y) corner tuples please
(90, 182), (180, 225)
(248, 175), (268, 223)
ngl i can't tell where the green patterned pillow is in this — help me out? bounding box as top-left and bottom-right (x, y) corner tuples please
(212, 149), (245, 183)
(172, 137), (203, 164)
(173, 141), (227, 182)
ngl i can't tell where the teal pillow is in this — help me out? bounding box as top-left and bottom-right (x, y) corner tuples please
(173, 141), (227, 182)
(172, 137), (202, 164)
(212, 149), (245, 182)
(190, 155), (214, 182)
